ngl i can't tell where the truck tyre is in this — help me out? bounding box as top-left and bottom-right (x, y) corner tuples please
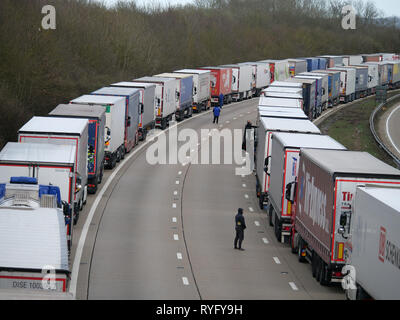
(274, 213), (282, 242)
(90, 180), (98, 194)
(297, 238), (307, 263)
(268, 205), (273, 227)
(121, 146), (126, 160)
(161, 118), (167, 130)
(111, 154), (117, 169)
(319, 262), (330, 286)
(116, 149), (121, 163)
(99, 165), (104, 184)
(316, 257), (322, 283)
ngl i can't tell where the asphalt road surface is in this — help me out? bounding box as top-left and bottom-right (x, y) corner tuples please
(386, 104), (400, 158)
(71, 98), (344, 300)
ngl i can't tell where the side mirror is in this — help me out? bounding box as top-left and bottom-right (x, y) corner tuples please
(75, 176), (82, 194)
(340, 212), (348, 227)
(106, 126), (111, 136)
(285, 181), (297, 203)
(127, 116), (131, 127)
(62, 201), (71, 217)
(264, 156), (271, 175)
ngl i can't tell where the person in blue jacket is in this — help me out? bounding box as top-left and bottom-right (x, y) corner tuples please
(213, 105), (221, 124)
(234, 208), (247, 251)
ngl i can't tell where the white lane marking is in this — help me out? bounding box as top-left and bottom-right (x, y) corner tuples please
(233, 117), (237, 120)
(176, 180), (180, 185)
(386, 105), (400, 154)
(262, 237), (269, 244)
(254, 220), (260, 226)
(247, 111), (251, 114)
(172, 203), (177, 209)
(242, 184), (247, 188)
(226, 121), (230, 124)
(182, 277), (189, 286)
(289, 282), (299, 291)
(249, 207), (254, 213)
(69, 97), (253, 298)
(174, 234), (179, 241)
(174, 191), (178, 196)
(178, 171), (182, 175)
(172, 217), (177, 223)
(239, 114), (243, 117)
(273, 257), (281, 264)
(177, 252), (183, 260)
(244, 194), (249, 199)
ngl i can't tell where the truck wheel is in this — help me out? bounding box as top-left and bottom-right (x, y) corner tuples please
(111, 154), (117, 169)
(90, 180), (98, 194)
(297, 238), (306, 263)
(98, 166), (104, 184)
(316, 258), (322, 283)
(319, 262), (330, 286)
(120, 147), (126, 160)
(161, 118), (167, 130)
(268, 205), (273, 227)
(116, 149), (121, 163)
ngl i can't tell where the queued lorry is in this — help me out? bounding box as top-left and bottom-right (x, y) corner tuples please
(298, 72), (329, 111)
(174, 69), (211, 112)
(200, 66), (233, 105)
(268, 133), (346, 243)
(257, 107), (309, 124)
(154, 73), (194, 120)
(295, 75), (322, 117)
(220, 64), (253, 101)
(255, 118), (321, 210)
(239, 62), (271, 96)
(133, 77), (178, 130)
(91, 87), (141, 152)
(352, 63), (379, 95)
(347, 65), (369, 99)
(364, 62), (390, 87)
(318, 55), (344, 68)
(285, 78), (317, 120)
(287, 59), (307, 77)
(71, 95), (125, 168)
(344, 185), (400, 300)
(259, 97), (303, 110)
(312, 69), (341, 107)
(342, 55), (363, 66)
(0, 177), (70, 294)
(0, 143), (76, 235)
(305, 58), (319, 72)
(292, 149), (400, 286)
(387, 61), (400, 89)
(110, 82), (157, 140)
(18, 117), (89, 222)
(49, 104), (105, 194)
(329, 66), (356, 103)
(260, 60), (289, 82)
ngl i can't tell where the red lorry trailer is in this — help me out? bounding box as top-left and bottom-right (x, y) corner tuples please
(200, 67), (233, 105)
(292, 149), (400, 286)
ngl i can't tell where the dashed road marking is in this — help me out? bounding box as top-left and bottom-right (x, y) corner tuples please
(178, 171), (182, 175)
(262, 238), (269, 244)
(172, 217), (177, 223)
(244, 194), (249, 199)
(176, 180), (180, 185)
(174, 191), (178, 196)
(254, 220), (260, 226)
(172, 203), (177, 208)
(177, 253), (183, 260)
(273, 257), (281, 265)
(289, 282), (299, 291)
(249, 207), (254, 213)
(182, 277), (189, 286)
(174, 234), (179, 241)
(242, 184), (247, 188)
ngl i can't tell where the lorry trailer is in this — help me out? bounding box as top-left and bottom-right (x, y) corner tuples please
(345, 185), (400, 300)
(286, 78), (317, 120)
(295, 76), (322, 117)
(328, 67), (356, 103)
(70, 95), (126, 168)
(297, 73), (328, 111)
(239, 62), (271, 96)
(220, 64), (254, 101)
(268, 133), (346, 243)
(110, 82), (157, 140)
(293, 149), (400, 286)
(287, 59), (307, 77)
(312, 69), (341, 107)
(200, 67), (233, 105)
(259, 60), (289, 82)
(49, 104), (105, 194)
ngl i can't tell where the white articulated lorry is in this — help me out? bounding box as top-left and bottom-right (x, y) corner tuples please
(329, 67), (356, 103)
(174, 69), (211, 113)
(18, 117), (89, 222)
(240, 62), (270, 96)
(70, 95), (126, 169)
(0, 178), (70, 294)
(268, 133), (346, 243)
(344, 185), (400, 300)
(256, 118), (321, 210)
(293, 150), (400, 287)
(220, 64), (253, 101)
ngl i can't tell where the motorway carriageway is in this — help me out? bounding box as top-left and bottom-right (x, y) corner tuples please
(68, 98), (344, 300)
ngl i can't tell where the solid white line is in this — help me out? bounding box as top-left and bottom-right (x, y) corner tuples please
(177, 252), (183, 260)
(254, 220), (260, 226)
(174, 234), (179, 241)
(386, 105), (400, 154)
(289, 282), (299, 291)
(69, 97), (252, 298)
(262, 238), (269, 244)
(273, 257), (281, 265)
(226, 121), (230, 124)
(172, 217), (177, 223)
(182, 277), (189, 286)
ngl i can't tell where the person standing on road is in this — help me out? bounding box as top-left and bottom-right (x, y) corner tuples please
(234, 208), (246, 251)
(219, 93), (224, 108)
(213, 105), (221, 124)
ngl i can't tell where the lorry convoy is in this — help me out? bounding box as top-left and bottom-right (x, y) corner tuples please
(1, 51), (400, 298)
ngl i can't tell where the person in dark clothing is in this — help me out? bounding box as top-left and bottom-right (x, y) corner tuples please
(213, 106), (221, 124)
(234, 208), (246, 251)
(219, 93), (224, 108)
(242, 120), (256, 151)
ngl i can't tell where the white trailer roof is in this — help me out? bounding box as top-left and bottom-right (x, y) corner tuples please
(258, 109), (308, 120)
(273, 133), (346, 150)
(0, 142), (75, 166)
(0, 208), (69, 272)
(50, 104), (105, 119)
(154, 73), (192, 79)
(264, 92), (303, 99)
(19, 117), (88, 135)
(260, 118), (320, 133)
(111, 82), (156, 89)
(329, 67), (355, 71)
(289, 78), (316, 85)
(135, 76), (176, 83)
(264, 87), (302, 94)
(259, 97), (302, 108)
(174, 69), (210, 75)
(71, 95), (125, 105)
(301, 149), (400, 177)
(360, 186), (400, 212)
(269, 81), (302, 88)
(92, 87), (140, 96)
